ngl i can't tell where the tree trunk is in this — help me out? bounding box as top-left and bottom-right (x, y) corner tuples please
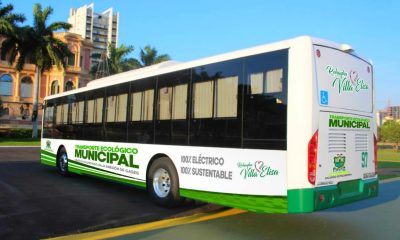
(32, 66), (41, 138)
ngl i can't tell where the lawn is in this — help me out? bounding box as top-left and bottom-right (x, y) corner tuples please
(0, 138), (40, 146)
(378, 149), (400, 162)
(378, 151), (400, 180)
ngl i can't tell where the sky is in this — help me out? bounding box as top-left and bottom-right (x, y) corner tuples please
(5, 0), (400, 110)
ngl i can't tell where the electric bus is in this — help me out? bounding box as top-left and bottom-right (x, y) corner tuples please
(41, 36), (378, 213)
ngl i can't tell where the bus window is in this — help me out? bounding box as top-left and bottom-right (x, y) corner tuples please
(143, 90), (154, 121)
(106, 93), (128, 123)
(72, 101), (84, 124)
(95, 98), (103, 123)
(43, 102), (55, 138)
(116, 94), (128, 122)
(215, 76), (238, 118)
(56, 105), (62, 124)
(158, 87), (173, 120)
(250, 69), (283, 95)
(131, 90), (154, 121)
(158, 84), (188, 120)
(106, 96), (116, 122)
(172, 84), (187, 120)
(62, 104), (68, 124)
(243, 50), (288, 150)
(87, 99), (95, 123)
(131, 92), (142, 121)
(193, 80), (214, 118)
(265, 69), (283, 93)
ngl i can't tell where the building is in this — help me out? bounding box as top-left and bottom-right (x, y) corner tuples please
(68, 3), (119, 66)
(377, 105), (400, 127)
(376, 110), (387, 127)
(0, 32), (92, 127)
(387, 106), (400, 120)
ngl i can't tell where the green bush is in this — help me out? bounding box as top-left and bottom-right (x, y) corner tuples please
(0, 129), (41, 138)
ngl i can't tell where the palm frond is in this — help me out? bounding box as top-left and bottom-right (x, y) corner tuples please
(0, 3), (13, 18)
(41, 6), (53, 28)
(155, 54), (171, 64)
(47, 22), (71, 32)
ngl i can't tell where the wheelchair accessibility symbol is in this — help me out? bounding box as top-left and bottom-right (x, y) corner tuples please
(320, 90), (328, 105)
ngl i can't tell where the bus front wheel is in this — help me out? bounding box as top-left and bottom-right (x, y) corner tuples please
(57, 147), (69, 176)
(147, 157), (182, 207)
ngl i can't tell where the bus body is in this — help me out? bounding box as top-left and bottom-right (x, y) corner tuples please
(40, 36), (378, 213)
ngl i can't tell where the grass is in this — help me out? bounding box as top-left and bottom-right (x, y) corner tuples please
(378, 153), (400, 180)
(0, 138), (40, 146)
(378, 149), (400, 162)
(378, 161), (400, 169)
(379, 175), (399, 180)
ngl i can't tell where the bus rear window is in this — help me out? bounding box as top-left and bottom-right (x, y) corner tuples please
(314, 46), (373, 113)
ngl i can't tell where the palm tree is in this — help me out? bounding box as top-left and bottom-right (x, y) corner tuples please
(90, 43), (140, 79)
(1, 4), (72, 138)
(0, 0), (25, 35)
(138, 45), (170, 67)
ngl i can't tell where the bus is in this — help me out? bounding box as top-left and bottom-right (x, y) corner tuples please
(40, 36), (378, 213)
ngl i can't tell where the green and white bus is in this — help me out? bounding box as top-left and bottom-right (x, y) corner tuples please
(41, 36), (378, 213)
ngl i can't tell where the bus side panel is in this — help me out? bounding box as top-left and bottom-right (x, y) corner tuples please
(40, 138), (289, 213)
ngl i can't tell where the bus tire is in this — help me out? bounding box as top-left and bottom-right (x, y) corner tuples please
(57, 147), (69, 176)
(147, 157), (182, 207)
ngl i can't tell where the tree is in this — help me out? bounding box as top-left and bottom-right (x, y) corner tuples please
(90, 43), (139, 79)
(0, 0), (25, 35)
(138, 45), (170, 67)
(1, 3), (72, 138)
(380, 120), (400, 151)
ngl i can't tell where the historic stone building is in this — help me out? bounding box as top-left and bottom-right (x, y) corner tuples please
(0, 32), (92, 127)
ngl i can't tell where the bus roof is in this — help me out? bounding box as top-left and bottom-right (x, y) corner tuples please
(44, 36), (364, 100)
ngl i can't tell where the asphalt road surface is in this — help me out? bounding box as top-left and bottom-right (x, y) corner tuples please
(108, 179), (400, 240)
(0, 147), (218, 239)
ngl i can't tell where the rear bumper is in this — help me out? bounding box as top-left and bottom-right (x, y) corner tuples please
(288, 178), (379, 213)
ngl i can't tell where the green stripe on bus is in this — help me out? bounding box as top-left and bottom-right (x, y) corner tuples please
(180, 189), (288, 213)
(68, 160), (146, 189)
(41, 154), (55, 161)
(41, 149), (57, 158)
(40, 149), (57, 167)
(69, 162), (121, 179)
(41, 156), (55, 162)
(41, 157), (56, 167)
(69, 160), (143, 182)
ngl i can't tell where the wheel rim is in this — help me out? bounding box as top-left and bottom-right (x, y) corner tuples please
(152, 168), (171, 198)
(59, 153), (68, 172)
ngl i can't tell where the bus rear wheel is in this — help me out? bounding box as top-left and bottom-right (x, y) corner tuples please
(57, 147), (69, 176)
(147, 157), (182, 207)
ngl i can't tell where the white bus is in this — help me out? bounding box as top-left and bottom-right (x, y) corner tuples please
(41, 36), (378, 213)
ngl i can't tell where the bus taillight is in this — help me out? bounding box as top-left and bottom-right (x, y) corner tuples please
(374, 134), (378, 176)
(308, 130), (319, 185)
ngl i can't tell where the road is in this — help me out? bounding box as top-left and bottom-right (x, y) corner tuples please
(105, 178), (400, 240)
(1, 147), (399, 240)
(0, 147), (219, 239)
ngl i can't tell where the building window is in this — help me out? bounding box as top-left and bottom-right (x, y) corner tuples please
(68, 53), (76, 66)
(20, 76), (33, 98)
(0, 107), (9, 117)
(51, 80), (59, 95)
(0, 74), (12, 96)
(65, 81), (74, 91)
